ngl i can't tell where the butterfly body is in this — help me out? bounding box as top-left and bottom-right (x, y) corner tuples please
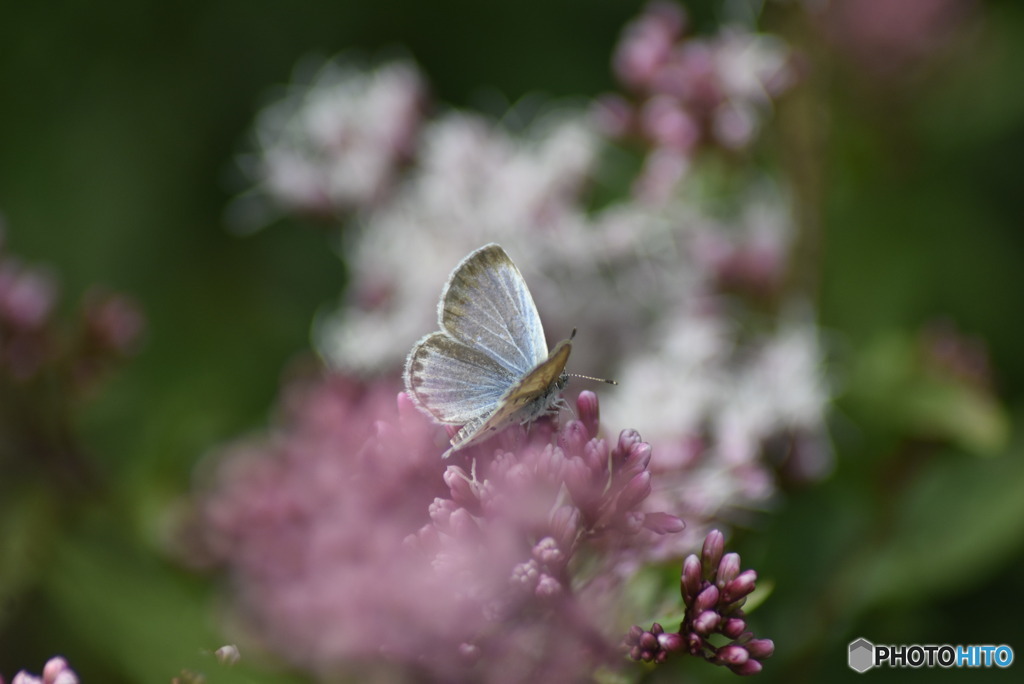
(404, 244), (571, 458)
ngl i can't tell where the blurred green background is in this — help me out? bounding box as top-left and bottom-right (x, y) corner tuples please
(1, 0), (1023, 681)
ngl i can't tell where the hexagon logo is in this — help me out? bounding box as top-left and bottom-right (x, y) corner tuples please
(849, 638), (875, 673)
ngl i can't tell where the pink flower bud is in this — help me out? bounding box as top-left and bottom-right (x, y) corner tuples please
(615, 429), (643, 459)
(575, 390), (600, 438)
(722, 617), (747, 638)
(701, 529), (725, 581)
(745, 638), (775, 659)
(724, 569), (757, 602)
(443, 466), (480, 511)
(681, 554), (703, 600)
(616, 470), (652, 513)
(694, 584), (720, 613)
(643, 512), (686, 534)
(549, 504), (580, 550)
(717, 552), (741, 585)
(557, 419), (590, 457)
(657, 631), (684, 652)
(718, 644), (749, 666)
(535, 574), (562, 597)
(731, 659), (763, 675)
(693, 610), (720, 635)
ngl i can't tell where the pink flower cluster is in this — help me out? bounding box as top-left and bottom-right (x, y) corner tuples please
(625, 529), (774, 674)
(0, 232), (142, 385)
(598, 1), (797, 201)
(4, 657), (78, 684)
(194, 374), (692, 681)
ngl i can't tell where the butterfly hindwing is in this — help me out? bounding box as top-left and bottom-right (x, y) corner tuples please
(446, 338), (572, 454)
(405, 332), (515, 425)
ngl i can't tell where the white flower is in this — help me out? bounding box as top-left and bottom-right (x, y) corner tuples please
(316, 111), (603, 372)
(235, 59), (425, 227)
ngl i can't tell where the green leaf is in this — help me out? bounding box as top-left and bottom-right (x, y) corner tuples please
(837, 428), (1024, 613)
(844, 332), (1009, 455)
(44, 521), (305, 683)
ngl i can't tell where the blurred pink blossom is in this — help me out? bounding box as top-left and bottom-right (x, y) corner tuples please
(7, 656), (78, 684)
(194, 377), (683, 681)
(821, 0), (975, 79)
(602, 1), (798, 201)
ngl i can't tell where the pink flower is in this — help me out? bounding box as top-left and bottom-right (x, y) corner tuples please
(194, 375), (683, 681)
(8, 656), (78, 684)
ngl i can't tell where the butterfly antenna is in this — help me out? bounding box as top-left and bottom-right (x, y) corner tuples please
(568, 372), (618, 386)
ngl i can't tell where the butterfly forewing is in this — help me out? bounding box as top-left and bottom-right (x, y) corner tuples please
(439, 244), (548, 377)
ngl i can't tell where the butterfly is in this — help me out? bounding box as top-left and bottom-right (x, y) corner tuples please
(404, 243), (574, 458)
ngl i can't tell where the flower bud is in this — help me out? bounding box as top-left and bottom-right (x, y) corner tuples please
(717, 552), (741, 586)
(557, 419), (590, 457)
(722, 617), (746, 639)
(396, 390), (420, 423)
(549, 504), (581, 550)
(535, 574), (562, 597)
(582, 438), (608, 474)
(693, 610), (720, 635)
(643, 511), (685, 534)
(744, 638), (775, 659)
(576, 390), (600, 438)
(428, 497), (457, 529)
(731, 659), (763, 675)
(532, 537), (564, 567)
(447, 507), (479, 538)
(43, 658), (71, 680)
(717, 644), (749, 666)
(443, 466), (480, 511)
(693, 584), (720, 613)
(701, 529), (725, 582)
(625, 441), (652, 471)
(681, 554), (703, 600)
(511, 560), (539, 586)
(616, 470), (652, 513)
(564, 457), (598, 510)
(615, 429), (643, 460)
(724, 569), (757, 602)
(657, 632), (684, 652)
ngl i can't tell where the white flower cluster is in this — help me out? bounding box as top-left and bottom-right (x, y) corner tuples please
(315, 110), (602, 372)
(232, 60), (425, 228)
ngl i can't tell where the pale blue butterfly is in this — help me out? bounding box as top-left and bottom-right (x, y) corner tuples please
(404, 243), (575, 458)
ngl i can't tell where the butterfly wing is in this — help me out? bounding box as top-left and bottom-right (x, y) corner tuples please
(405, 243), (569, 458)
(405, 331), (517, 425)
(445, 338), (572, 455)
(438, 244), (549, 377)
